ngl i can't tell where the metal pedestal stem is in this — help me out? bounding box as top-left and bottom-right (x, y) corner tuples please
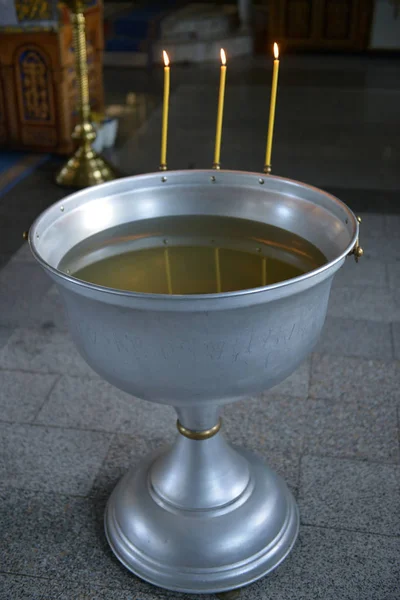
(105, 410), (299, 594)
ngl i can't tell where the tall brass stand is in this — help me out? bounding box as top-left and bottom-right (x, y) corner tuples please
(56, 0), (117, 188)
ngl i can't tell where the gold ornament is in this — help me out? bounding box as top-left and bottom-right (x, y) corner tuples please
(56, 0), (117, 188)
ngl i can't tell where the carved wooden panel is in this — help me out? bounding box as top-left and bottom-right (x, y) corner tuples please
(21, 125), (57, 146)
(323, 0), (353, 40)
(15, 46), (55, 125)
(0, 0), (104, 153)
(268, 0), (374, 50)
(285, 0), (313, 39)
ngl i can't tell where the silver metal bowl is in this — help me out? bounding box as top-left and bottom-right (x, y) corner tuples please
(30, 170), (358, 595)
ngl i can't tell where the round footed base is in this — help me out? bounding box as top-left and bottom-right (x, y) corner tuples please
(55, 146), (118, 189)
(105, 448), (299, 594)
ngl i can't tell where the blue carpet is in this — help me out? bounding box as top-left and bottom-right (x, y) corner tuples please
(0, 152), (49, 198)
(0, 151), (28, 175)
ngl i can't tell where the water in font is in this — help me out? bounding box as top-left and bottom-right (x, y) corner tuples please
(59, 215), (327, 295)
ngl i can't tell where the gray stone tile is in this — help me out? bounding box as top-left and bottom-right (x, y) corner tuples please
(0, 574), (169, 600)
(57, 582), (165, 600)
(0, 328), (96, 377)
(0, 489), (135, 588)
(303, 397), (399, 462)
(238, 527), (400, 600)
(332, 257), (387, 288)
(392, 322), (400, 360)
(115, 399), (175, 438)
(33, 288), (69, 332)
(270, 358), (311, 397)
(388, 261), (400, 290)
(259, 449), (300, 495)
(0, 160), (65, 220)
(9, 242), (36, 263)
(310, 353), (400, 405)
(0, 574), (211, 600)
(0, 262), (53, 328)
(385, 214), (400, 237)
(0, 261), (68, 331)
(0, 370), (58, 423)
(356, 212), (385, 237)
(0, 423), (111, 495)
(326, 185), (400, 214)
(223, 393), (307, 491)
(0, 574), (60, 600)
(361, 234), (400, 261)
(299, 456), (400, 535)
(0, 325), (13, 350)
(0, 254), (11, 270)
(327, 285), (400, 322)
(223, 393), (306, 455)
(36, 375), (175, 437)
(0, 217), (34, 255)
(317, 316), (393, 359)
(279, 153), (399, 192)
(91, 433), (175, 496)
(47, 284), (60, 296)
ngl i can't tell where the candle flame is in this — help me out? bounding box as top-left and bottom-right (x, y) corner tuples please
(273, 43), (279, 59)
(220, 48), (226, 66)
(163, 50), (170, 67)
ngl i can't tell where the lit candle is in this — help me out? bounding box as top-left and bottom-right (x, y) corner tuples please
(213, 49), (227, 169)
(160, 50), (170, 170)
(264, 43), (280, 174)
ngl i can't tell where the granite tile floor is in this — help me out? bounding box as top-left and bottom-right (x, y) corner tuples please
(0, 54), (399, 599)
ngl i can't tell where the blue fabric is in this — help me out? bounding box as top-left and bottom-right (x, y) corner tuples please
(0, 151), (27, 175)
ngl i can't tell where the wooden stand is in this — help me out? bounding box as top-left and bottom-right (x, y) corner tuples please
(0, 1), (104, 154)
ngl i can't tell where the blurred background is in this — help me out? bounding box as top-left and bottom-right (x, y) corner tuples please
(0, 2), (399, 236)
(0, 4), (399, 600)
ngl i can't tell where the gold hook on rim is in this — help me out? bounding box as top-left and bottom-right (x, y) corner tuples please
(348, 216), (364, 263)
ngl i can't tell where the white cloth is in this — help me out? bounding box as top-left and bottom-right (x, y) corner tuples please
(0, 0), (19, 26)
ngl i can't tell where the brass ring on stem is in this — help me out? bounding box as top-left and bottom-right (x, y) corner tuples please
(263, 164), (272, 175)
(177, 418), (222, 440)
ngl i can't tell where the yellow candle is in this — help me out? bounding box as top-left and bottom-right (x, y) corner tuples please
(262, 257), (267, 286)
(264, 43), (280, 174)
(213, 49), (227, 169)
(215, 247), (222, 292)
(160, 51), (170, 170)
(164, 248), (173, 294)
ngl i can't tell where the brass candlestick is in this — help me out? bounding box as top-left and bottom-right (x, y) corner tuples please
(56, 0), (117, 188)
